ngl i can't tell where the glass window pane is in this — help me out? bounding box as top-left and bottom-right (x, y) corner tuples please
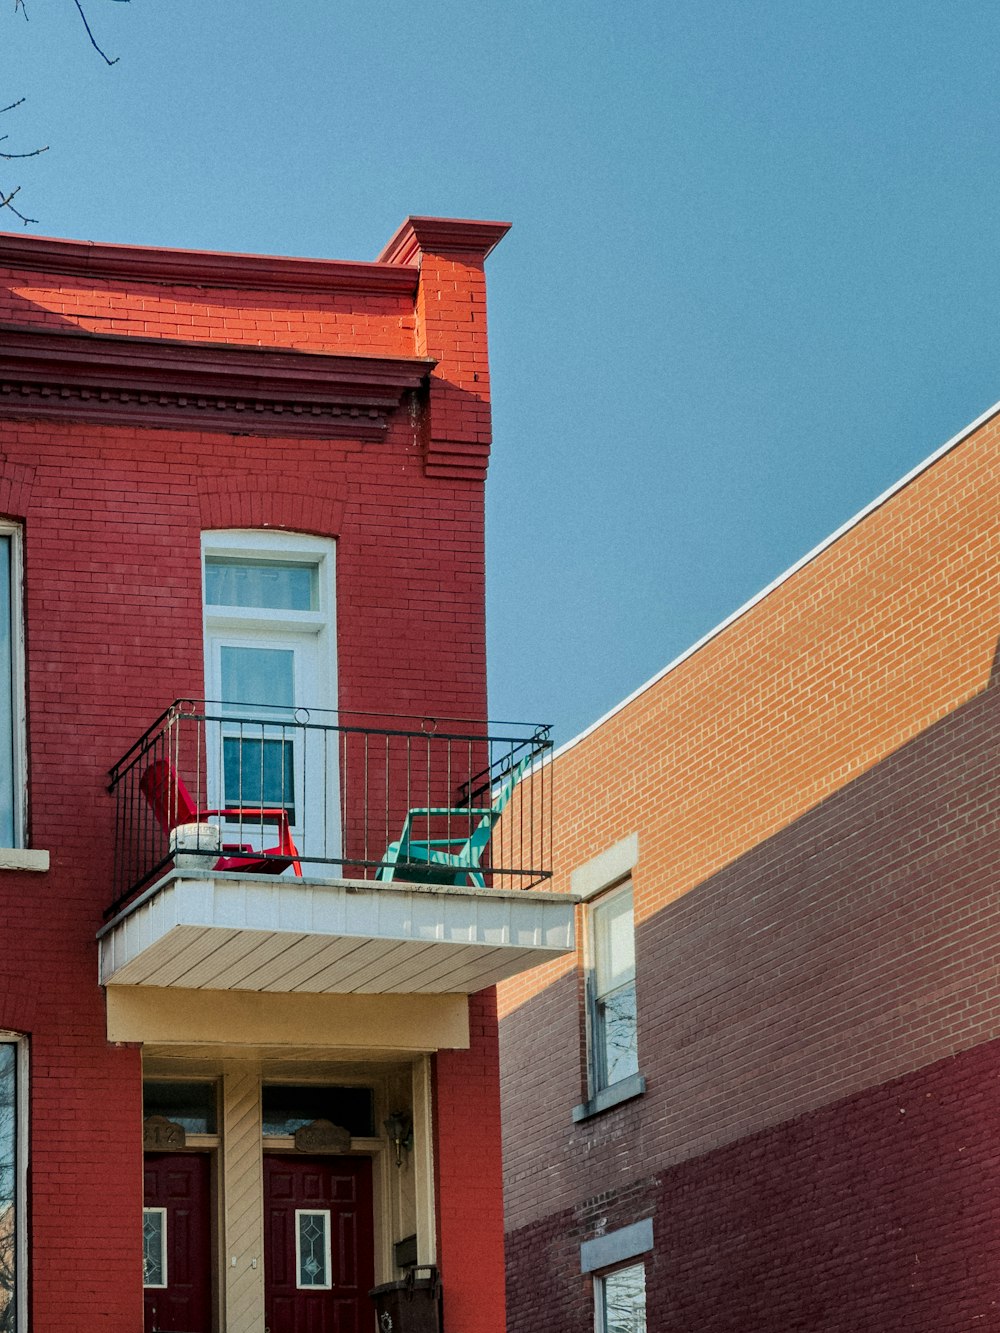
(220, 646), (294, 712)
(205, 558), (317, 611)
(143, 1081), (217, 1135)
(602, 1263), (646, 1333)
(0, 538), (14, 848)
(143, 1209), (167, 1288)
(598, 981), (639, 1086)
(296, 1211), (331, 1288)
(594, 889), (635, 995)
(261, 1085), (375, 1138)
(0, 1045), (15, 1332)
(224, 737), (295, 816)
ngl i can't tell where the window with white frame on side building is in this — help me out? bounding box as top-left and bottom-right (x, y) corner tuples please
(596, 1261), (647, 1333)
(588, 882), (639, 1092)
(570, 836), (645, 1122)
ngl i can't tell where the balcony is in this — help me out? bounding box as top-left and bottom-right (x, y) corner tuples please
(98, 702), (573, 995)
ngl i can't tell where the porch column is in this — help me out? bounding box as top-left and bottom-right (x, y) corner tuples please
(223, 1061), (265, 1333)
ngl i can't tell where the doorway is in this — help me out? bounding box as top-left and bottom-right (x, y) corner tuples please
(202, 532), (340, 865)
(143, 1152), (213, 1333)
(263, 1154), (375, 1333)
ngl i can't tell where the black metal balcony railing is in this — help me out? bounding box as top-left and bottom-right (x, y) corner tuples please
(107, 701), (553, 918)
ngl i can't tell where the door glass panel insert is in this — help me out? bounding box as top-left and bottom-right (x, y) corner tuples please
(220, 646), (295, 715)
(205, 557), (317, 611)
(295, 1210), (332, 1289)
(143, 1208), (167, 1288)
(223, 736), (295, 817)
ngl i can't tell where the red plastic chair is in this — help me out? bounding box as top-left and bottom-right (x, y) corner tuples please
(140, 758), (302, 877)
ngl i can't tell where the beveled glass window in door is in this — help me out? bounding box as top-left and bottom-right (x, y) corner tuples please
(295, 1210), (332, 1289)
(143, 1208), (168, 1288)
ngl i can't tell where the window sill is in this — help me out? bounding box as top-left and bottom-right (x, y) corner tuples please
(0, 848), (49, 872)
(572, 1072), (646, 1123)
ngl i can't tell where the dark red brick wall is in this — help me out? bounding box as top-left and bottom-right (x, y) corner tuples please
(507, 1038), (1000, 1332)
(502, 674), (1000, 1329)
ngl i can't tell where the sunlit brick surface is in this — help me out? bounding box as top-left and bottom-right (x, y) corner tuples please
(499, 409), (1000, 1329)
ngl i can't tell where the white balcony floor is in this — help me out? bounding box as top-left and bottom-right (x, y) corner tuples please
(98, 870), (575, 995)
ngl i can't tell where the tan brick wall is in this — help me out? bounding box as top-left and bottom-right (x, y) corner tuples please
(499, 409), (1000, 1021)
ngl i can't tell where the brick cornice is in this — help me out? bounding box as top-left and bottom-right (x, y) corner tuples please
(0, 323), (434, 440)
(0, 230), (419, 296)
(378, 216), (511, 266)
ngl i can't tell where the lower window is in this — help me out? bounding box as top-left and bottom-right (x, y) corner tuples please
(0, 1036), (25, 1333)
(596, 1261), (646, 1333)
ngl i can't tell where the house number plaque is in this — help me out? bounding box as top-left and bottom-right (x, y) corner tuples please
(294, 1118), (351, 1153)
(143, 1115), (187, 1149)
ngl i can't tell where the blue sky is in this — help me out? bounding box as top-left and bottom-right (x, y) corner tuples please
(3, 1), (1000, 742)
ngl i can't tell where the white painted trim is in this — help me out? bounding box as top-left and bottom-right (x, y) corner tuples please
(0, 849), (48, 872)
(0, 526), (28, 849)
(554, 397), (1000, 761)
(571, 835), (638, 900)
(412, 1056), (436, 1267)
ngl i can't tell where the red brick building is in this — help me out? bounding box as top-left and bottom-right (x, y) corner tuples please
(0, 218), (571, 1332)
(498, 403), (1000, 1331)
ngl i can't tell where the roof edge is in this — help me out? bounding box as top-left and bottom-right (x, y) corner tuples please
(378, 216), (511, 267)
(553, 395), (1000, 762)
(0, 230), (419, 296)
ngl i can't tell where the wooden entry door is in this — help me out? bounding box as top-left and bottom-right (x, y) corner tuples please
(264, 1155), (374, 1333)
(143, 1152), (213, 1333)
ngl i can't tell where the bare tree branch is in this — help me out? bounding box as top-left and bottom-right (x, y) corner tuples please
(3, 0), (128, 223)
(71, 0), (120, 65)
(0, 136), (49, 161)
(0, 185), (36, 226)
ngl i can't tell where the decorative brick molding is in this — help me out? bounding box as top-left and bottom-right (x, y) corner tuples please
(0, 232), (419, 296)
(0, 324), (433, 440)
(379, 216), (511, 266)
(197, 474), (346, 537)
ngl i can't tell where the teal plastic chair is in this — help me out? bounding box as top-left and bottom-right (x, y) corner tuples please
(376, 752), (533, 887)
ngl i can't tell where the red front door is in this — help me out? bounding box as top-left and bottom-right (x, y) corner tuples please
(264, 1154), (375, 1333)
(143, 1152), (213, 1333)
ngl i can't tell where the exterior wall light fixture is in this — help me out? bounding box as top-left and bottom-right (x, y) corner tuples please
(383, 1111), (413, 1167)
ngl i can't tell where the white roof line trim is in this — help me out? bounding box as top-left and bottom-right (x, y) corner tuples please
(553, 396), (1000, 762)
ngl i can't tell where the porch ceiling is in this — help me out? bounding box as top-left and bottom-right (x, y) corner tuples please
(98, 871), (576, 995)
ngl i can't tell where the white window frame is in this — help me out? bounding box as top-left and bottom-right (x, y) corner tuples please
(586, 880), (639, 1095)
(0, 1033), (28, 1333)
(594, 1260), (647, 1333)
(201, 531), (339, 861)
(0, 526), (26, 849)
(142, 1206), (168, 1289)
(294, 1208), (333, 1290)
